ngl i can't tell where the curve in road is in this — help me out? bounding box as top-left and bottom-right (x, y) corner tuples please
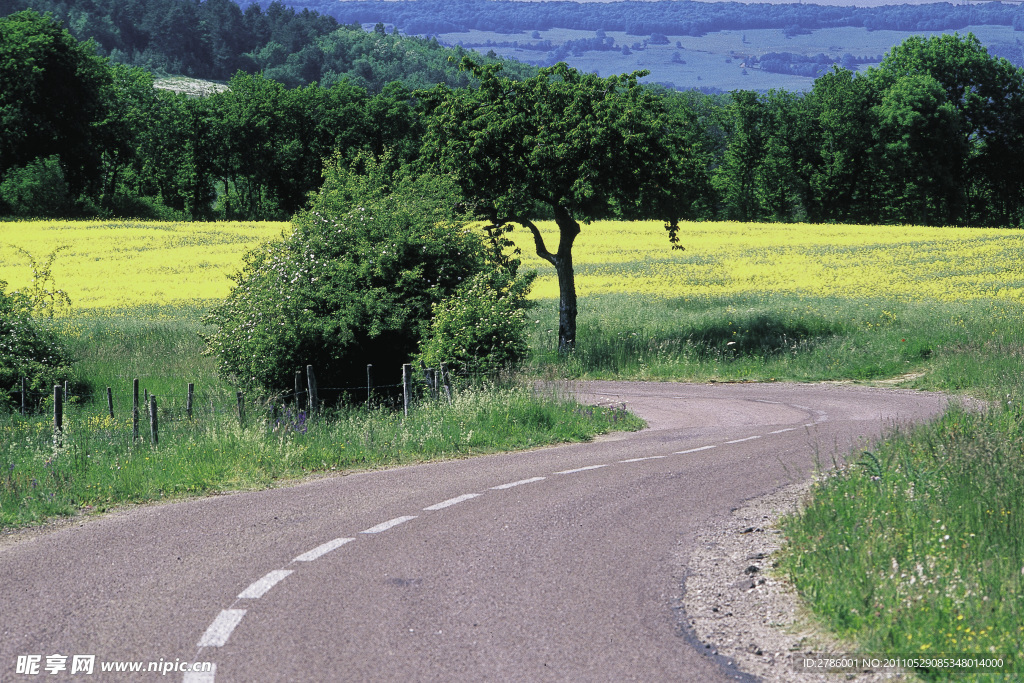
(0, 381), (950, 682)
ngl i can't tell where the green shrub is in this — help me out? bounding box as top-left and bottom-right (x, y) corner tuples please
(203, 154), (510, 394)
(419, 269), (535, 376)
(0, 156), (74, 218)
(0, 280), (71, 411)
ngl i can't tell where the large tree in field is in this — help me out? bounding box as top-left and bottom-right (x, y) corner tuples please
(420, 59), (708, 352)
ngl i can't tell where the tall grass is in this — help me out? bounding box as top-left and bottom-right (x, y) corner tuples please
(1, 378), (640, 528)
(526, 292), (1024, 397)
(781, 404), (1024, 679)
(1, 305), (642, 528)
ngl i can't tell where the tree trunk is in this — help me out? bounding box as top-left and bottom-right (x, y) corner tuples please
(551, 207), (581, 353)
(553, 250), (577, 353)
(519, 207), (581, 353)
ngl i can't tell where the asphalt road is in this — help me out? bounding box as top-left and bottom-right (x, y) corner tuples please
(0, 381), (950, 682)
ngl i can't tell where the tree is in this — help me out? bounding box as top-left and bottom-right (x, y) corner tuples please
(420, 59), (708, 352)
(0, 10), (113, 201)
(800, 66), (883, 224)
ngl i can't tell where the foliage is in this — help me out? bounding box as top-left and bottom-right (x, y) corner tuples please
(202, 155), (497, 394)
(0, 11), (113, 200)
(0, 280), (71, 411)
(0, 156), (74, 218)
(421, 58), (710, 351)
(419, 268), (536, 376)
(9, 246), (72, 318)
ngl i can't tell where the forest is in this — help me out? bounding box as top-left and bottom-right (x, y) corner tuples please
(2, 7), (1024, 228)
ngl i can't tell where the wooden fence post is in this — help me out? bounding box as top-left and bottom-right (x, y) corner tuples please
(133, 379), (139, 441)
(53, 385), (63, 437)
(366, 364), (374, 404)
(440, 363), (453, 404)
(149, 395), (158, 446)
(294, 369), (304, 410)
(237, 391), (245, 427)
(186, 383), (194, 419)
(306, 365), (318, 415)
(402, 363), (412, 417)
(427, 368), (438, 399)
(106, 387), (114, 419)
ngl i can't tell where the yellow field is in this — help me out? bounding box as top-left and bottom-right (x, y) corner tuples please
(2, 219), (1023, 309)
(0, 220), (288, 309)
(514, 221), (1024, 302)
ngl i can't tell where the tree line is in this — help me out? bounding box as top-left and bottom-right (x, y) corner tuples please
(3, 9), (1024, 231)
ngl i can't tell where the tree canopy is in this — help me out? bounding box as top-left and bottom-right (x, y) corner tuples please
(420, 58), (710, 351)
(0, 10), (113, 199)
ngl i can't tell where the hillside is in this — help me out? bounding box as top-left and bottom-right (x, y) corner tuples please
(285, 0), (1024, 91)
(0, 0), (535, 90)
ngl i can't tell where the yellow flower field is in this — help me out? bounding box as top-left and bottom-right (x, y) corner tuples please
(2, 219), (1023, 309)
(512, 221), (1024, 303)
(0, 220), (288, 309)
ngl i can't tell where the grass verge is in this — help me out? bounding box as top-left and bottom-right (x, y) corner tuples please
(1, 382), (641, 528)
(1, 305), (642, 528)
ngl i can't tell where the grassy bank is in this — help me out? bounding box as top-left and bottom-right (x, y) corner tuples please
(1, 305), (642, 528)
(525, 292), (1024, 398)
(781, 404), (1023, 680)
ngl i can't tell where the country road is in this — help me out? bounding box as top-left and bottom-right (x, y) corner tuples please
(1, 381), (950, 682)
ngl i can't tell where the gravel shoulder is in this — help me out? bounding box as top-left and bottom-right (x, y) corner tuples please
(682, 478), (916, 682)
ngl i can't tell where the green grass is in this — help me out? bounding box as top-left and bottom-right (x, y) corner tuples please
(781, 405), (1024, 679)
(525, 292), (1024, 398)
(1, 304), (642, 528)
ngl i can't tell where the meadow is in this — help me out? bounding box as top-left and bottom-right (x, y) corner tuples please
(2, 218), (1022, 678)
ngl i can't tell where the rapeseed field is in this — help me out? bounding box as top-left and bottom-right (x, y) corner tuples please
(3, 220), (1024, 308)
(0, 220), (287, 309)
(512, 220), (1024, 303)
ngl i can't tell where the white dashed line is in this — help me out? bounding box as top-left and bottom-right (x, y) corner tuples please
(182, 665), (216, 683)
(769, 427), (798, 434)
(237, 570), (293, 599)
(293, 538), (354, 562)
(361, 516), (418, 534)
(619, 455), (668, 463)
(725, 435), (762, 444)
(424, 493), (481, 511)
(491, 477), (546, 490)
(197, 609), (247, 647)
(555, 464), (609, 475)
(674, 445), (717, 454)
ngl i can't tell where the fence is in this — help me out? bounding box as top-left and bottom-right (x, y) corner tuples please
(15, 361), (459, 448)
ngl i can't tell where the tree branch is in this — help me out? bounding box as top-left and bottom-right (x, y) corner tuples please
(511, 217), (556, 265)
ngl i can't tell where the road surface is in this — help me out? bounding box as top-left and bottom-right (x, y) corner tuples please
(1, 381), (950, 682)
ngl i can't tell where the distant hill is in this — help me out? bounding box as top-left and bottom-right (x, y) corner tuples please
(0, 0), (534, 90)
(275, 0), (1024, 91)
